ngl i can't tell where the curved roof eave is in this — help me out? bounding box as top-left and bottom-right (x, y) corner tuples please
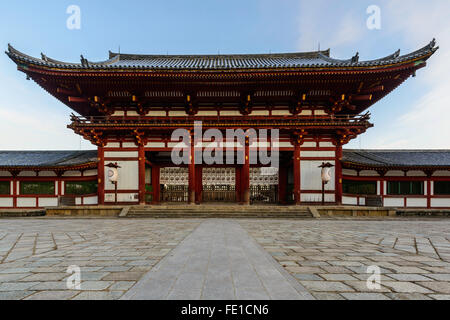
(6, 39), (438, 72)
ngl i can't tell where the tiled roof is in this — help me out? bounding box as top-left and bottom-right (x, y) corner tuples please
(342, 149), (450, 168)
(6, 39), (438, 71)
(0, 150), (97, 168)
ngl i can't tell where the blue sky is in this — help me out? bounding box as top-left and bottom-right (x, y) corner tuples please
(0, 0), (448, 150)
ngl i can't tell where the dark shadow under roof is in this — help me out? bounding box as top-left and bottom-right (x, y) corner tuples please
(342, 149), (450, 168)
(0, 150), (98, 168)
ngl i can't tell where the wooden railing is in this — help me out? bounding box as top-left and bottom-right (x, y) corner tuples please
(250, 185), (278, 204)
(202, 185), (236, 202)
(69, 112), (372, 128)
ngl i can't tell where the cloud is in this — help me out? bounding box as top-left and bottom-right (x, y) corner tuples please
(380, 0), (450, 148)
(296, 0), (450, 149)
(297, 1), (364, 55)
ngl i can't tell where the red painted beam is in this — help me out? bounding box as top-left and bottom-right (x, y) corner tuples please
(68, 96), (88, 103)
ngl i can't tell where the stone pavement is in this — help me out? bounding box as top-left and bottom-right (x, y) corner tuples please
(240, 219), (450, 300)
(122, 220), (313, 300)
(0, 219), (199, 300)
(0, 218), (450, 300)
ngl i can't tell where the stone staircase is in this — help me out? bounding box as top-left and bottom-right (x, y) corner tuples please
(125, 205), (313, 219)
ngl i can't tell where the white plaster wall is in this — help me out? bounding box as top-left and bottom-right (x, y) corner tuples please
(105, 142), (121, 148)
(377, 181), (381, 195)
(276, 142), (294, 148)
(359, 197), (366, 206)
(127, 111), (139, 116)
(431, 198), (450, 208)
(300, 160), (335, 191)
(314, 109), (327, 115)
(197, 110), (218, 116)
(105, 193), (139, 203)
(384, 198), (404, 207)
(146, 142), (165, 148)
(301, 142), (316, 148)
(249, 110), (270, 116)
(220, 110), (241, 116)
(148, 111), (166, 117)
(271, 110), (291, 116)
(299, 110), (312, 116)
(406, 171), (426, 177)
(342, 196), (358, 205)
(406, 198), (427, 208)
(84, 170), (97, 176)
(105, 161), (139, 191)
(385, 170), (405, 177)
(319, 142), (334, 147)
(83, 196), (98, 205)
(122, 142), (137, 148)
(342, 169), (358, 176)
(63, 171), (82, 177)
(38, 198), (58, 207)
(0, 171), (12, 177)
(38, 171), (57, 177)
(17, 198), (36, 207)
(168, 111), (188, 116)
(433, 171), (450, 177)
(104, 151), (138, 158)
(359, 170), (379, 177)
(301, 151), (335, 158)
(0, 198), (13, 207)
(301, 193), (335, 203)
(18, 171), (36, 177)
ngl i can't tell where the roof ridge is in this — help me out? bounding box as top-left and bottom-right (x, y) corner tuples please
(109, 49), (331, 61)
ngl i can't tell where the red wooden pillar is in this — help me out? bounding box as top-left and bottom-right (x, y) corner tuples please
(293, 143), (301, 205)
(335, 144), (343, 205)
(427, 179), (431, 209)
(242, 138), (250, 205)
(235, 166), (242, 203)
(188, 136), (196, 204)
(278, 164), (287, 204)
(12, 175), (17, 208)
(195, 166), (203, 204)
(138, 145), (146, 205)
(97, 146), (105, 205)
(151, 166), (160, 204)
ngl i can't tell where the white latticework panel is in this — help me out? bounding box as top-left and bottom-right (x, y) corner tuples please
(160, 167), (189, 186)
(202, 168), (236, 186)
(250, 167), (279, 186)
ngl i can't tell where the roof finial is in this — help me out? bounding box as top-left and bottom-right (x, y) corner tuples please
(80, 55), (89, 67)
(430, 38), (436, 48)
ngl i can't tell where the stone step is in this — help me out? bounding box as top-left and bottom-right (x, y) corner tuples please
(126, 206), (312, 218)
(127, 214), (312, 219)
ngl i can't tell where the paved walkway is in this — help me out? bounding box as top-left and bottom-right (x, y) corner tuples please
(122, 220), (313, 300)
